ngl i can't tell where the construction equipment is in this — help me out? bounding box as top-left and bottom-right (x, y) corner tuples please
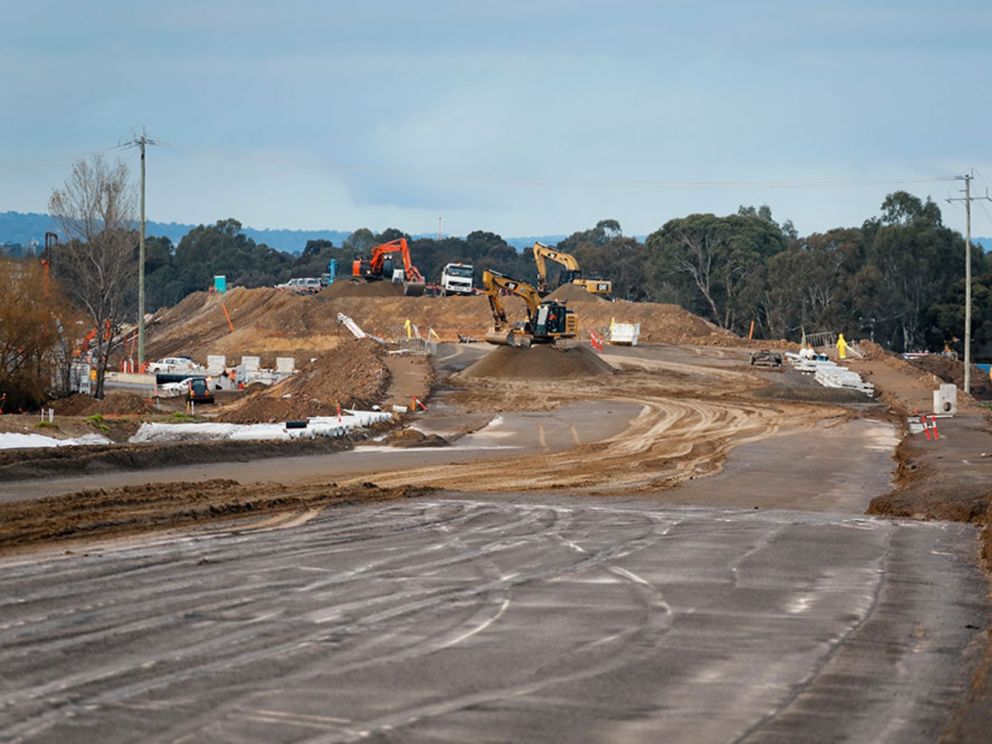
(532, 242), (612, 297)
(749, 350), (783, 368)
(351, 238), (426, 296)
(482, 270), (577, 347)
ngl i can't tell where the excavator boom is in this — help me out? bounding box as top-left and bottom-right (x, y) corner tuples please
(531, 241), (611, 297)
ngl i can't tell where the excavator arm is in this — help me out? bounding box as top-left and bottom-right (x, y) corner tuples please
(532, 242), (581, 293)
(354, 238), (425, 295)
(368, 238), (425, 283)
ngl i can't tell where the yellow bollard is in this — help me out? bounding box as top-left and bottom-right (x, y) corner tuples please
(836, 333), (848, 360)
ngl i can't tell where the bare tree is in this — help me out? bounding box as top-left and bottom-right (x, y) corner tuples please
(49, 155), (137, 398)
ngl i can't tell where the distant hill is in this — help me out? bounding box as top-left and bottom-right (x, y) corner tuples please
(0, 211), (565, 254)
(0, 211), (352, 254)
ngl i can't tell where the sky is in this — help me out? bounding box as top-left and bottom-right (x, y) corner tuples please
(2, 0), (992, 239)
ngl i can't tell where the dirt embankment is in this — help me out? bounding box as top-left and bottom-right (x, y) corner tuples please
(0, 435), (361, 482)
(142, 286), (747, 365)
(904, 354), (992, 401)
(217, 338), (390, 423)
(52, 392), (156, 417)
(545, 284), (609, 303)
(868, 415), (992, 545)
(0, 480), (436, 555)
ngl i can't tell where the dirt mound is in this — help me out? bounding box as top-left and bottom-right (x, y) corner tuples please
(52, 392), (155, 417)
(460, 345), (615, 380)
(387, 429), (450, 448)
(322, 280), (406, 299)
(218, 338), (390, 423)
(546, 284), (608, 303)
(145, 287), (344, 363)
(904, 354), (992, 400)
(142, 285), (743, 366)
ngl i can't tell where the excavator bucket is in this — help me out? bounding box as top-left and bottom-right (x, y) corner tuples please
(484, 329), (532, 347)
(403, 280), (426, 297)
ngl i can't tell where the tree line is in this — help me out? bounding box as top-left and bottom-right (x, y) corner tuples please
(4, 153), (991, 408)
(135, 194), (990, 356)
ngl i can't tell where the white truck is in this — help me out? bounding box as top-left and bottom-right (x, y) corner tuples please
(439, 263), (474, 296)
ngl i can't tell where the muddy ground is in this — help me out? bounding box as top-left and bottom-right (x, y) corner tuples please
(4, 337), (992, 741)
(0, 479), (434, 555)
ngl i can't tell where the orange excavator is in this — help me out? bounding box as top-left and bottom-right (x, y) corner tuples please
(351, 238), (426, 296)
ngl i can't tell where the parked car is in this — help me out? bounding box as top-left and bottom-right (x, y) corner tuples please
(147, 356), (201, 374)
(276, 277), (322, 295)
(158, 376), (196, 397)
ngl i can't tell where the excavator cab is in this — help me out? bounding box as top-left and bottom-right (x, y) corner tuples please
(531, 301), (575, 338)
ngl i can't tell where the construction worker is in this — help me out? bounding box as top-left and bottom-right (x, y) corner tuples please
(836, 333), (848, 361)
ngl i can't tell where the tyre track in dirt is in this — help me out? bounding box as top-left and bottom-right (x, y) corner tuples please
(354, 370), (849, 494)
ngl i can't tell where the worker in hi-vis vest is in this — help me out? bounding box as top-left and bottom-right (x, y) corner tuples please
(836, 333), (848, 360)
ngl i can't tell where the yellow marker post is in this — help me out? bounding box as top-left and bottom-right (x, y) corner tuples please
(404, 318), (413, 339)
(836, 333), (848, 360)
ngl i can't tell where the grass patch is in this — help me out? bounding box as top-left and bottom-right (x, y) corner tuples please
(85, 414), (110, 433)
(169, 411), (200, 423)
(34, 421), (59, 430)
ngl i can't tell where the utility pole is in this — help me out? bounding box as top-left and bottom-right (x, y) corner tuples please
(948, 171), (992, 394)
(438, 216), (442, 241)
(121, 129), (159, 368)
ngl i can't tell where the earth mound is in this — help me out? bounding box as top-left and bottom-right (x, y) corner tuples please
(217, 338), (389, 423)
(322, 280), (406, 300)
(387, 429), (450, 448)
(52, 391), (155, 417)
(460, 345), (615, 380)
(904, 354), (992, 400)
(546, 284), (608, 303)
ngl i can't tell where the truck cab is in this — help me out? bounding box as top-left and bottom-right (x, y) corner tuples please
(440, 263), (474, 296)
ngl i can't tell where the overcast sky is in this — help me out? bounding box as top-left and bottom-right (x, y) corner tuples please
(2, 0), (990, 238)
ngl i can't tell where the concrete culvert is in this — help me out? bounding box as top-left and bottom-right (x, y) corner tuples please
(459, 345), (615, 380)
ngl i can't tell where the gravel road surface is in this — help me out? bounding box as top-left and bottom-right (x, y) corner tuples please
(1, 497), (985, 743)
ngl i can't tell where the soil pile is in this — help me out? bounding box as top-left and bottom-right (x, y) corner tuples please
(52, 392), (155, 417)
(0, 479), (436, 553)
(145, 287), (343, 362)
(546, 284), (608, 303)
(218, 338), (390, 423)
(142, 285), (743, 364)
(387, 429), (450, 448)
(460, 345), (615, 380)
(322, 280), (406, 299)
(904, 354), (992, 400)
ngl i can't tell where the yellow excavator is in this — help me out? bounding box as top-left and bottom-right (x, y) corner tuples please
(532, 242), (612, 297)
(482, 270), (577, 347)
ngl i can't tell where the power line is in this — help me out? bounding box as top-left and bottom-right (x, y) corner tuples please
(161, 142), (960, 191)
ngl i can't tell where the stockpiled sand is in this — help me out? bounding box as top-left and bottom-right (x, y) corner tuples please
(459, 345), (615, 380)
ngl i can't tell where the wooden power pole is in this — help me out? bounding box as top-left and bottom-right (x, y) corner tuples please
(948, 171), (992, 394)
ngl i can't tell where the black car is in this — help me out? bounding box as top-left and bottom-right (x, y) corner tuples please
(185, 377), (215, 404)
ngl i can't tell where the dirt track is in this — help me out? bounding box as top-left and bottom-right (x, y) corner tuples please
(344, 351), (854, 494)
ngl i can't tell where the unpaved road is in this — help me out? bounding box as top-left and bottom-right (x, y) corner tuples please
(1, 497), (985, 743)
